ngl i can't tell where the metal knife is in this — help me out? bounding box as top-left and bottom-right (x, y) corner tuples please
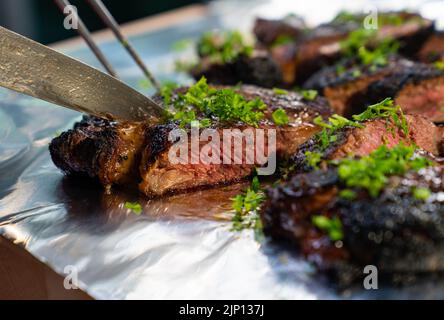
(0, 26), (164, 123)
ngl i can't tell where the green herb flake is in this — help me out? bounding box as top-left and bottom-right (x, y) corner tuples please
(339, 189), (357, 200)
(340, 28), (400, 68)
(434, 61), (444, 71)
(336, 143), (432, 197)
(271, 34), (295, 47)
(165, 77), (268, 127)
(312, 215), (344, 241)
(305, 151), (322, 169)
(272, 108), (289, 125)
(300, 89), (318, 101)
(413, 187), (431, 201)
(231, 176), (265, 235)
(197, 30), (253, 64)
(124, 202), (142, 215)
(273, 87), (289, 95)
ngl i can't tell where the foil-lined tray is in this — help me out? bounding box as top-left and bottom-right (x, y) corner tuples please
(1, 0), (444, 299)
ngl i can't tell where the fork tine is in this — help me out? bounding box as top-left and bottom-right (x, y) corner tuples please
(53, 0), (119, 78)
(85, 0), (161, 92)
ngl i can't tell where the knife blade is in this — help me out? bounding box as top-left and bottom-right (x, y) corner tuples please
(0, 26), (165, 123)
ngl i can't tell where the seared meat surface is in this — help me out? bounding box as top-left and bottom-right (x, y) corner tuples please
(191, 52), (284, 88)
(362, 64), (444, 122)
(262, 164), (444, 285)
(50, 117), (147, 189)
(50, 85), (332, 196)
(139, 86), (331, 196)
(253, 16), (306, 48)
(293, 115), (442, 172)
(417, 31), (444, 63)
(304, 56), (413, 116)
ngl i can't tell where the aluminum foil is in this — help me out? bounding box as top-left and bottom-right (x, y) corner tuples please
(2, 0), (444, 299)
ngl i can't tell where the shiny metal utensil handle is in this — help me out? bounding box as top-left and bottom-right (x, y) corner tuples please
(0, 26), (164, 122)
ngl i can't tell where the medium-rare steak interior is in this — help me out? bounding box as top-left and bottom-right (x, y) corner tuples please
(292, 98), (442, 173)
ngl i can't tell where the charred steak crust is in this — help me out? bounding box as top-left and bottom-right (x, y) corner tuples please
(191, 53), (284, 88)
(362, 63), (444, 121)
(49, 116), (147, 188)
(303, 57), (414, 116)
(261, 165), (444, 285)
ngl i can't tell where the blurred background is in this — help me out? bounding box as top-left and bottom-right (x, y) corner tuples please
(0, 0), (206, 44)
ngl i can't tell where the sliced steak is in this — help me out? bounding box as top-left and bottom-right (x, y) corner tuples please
(361, 63), (444, 122)
(293, 115), (442, 172)
(191, 51), (283, 88)
(262, 164), (444, 285)
(50, 86), (332, 196)
(303, 56), (413, 116)
(139, 86), (331, 197)
(49, 116), (147, 190)
(253, 16), (306, 48)
(417, 31), (444, 63)
(294, 11), (433, 84)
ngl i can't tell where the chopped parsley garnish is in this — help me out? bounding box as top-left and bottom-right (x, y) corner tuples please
(413, 187), (431, 201)
(336, 143), (432, 197)
(312, 114), (363, 151)
(271, 34), (295, 47)
(339, 189), (357, 200)
(272, 108), (289, 125)
(352, 98), (409, 135)
(434, 61), (444, 71)
(273, 87), (288, 95)
(312, 215), (343, 241)
(300, 89), (318, 101)
(124, 202), (142, 215)
(197, 30), (253, 64)
(340, 28), (400, 68)
(161, 77), (287, 127)
(305, 151), (322, 169)
(231, 176), (265, 234)
(312, 98), (407, 153)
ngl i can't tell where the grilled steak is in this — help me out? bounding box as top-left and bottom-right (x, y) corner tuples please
(293, 11), (433, 84)
(139, 86), (331, 196)
(191, 51), (284, 88)
(417, 31), (444, 63)
(50, 85), (332, 196)
(293, 115), (442, 172)
(360, 63), (444, 122)
(303, 56), (413, 116)
(49, 116), (147, 191)
(253, 16), (305, 48)
(261, 163), (444, 285)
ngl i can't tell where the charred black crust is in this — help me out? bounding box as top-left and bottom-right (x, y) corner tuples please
(191, 54), (283, 88)
(262, 168), (339, 237)
(364, 63), (444, 107)
(291, 127), (352, 172)
(234, 55), (283, 88)
(262, 165), (444, 284)
(303, 55), (408, 92)
(49, 116), (119, 180)
(142, 122), (178, 167)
